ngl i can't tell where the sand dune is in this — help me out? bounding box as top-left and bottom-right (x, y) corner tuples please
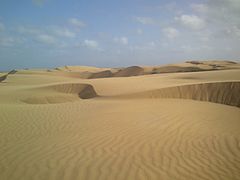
(0, 61), (240, 180)
(120, 81), (240, 107)
(12, 60), (240, 80)
(89, 67), (144, 79)
(153, 65), (204, 73)
(0, 70), (18, 82)
(48, 83), (98, 99)
(8, 69), (18, 74)
(22, 83), (98, 104)
(89, 70), (113, 79)
(0, 74), (8, 82)
(152, 60), (240, 74)
(22, 95), (77, 104)
(1, 99), (240, 180)
(114, 66), (145, 77)
(55, 65), (111, 73)
(87, 60), (239, 79)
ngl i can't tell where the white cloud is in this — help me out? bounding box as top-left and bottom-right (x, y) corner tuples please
(189, 1), (240, 39)
(17, 26), (58, 45)
(36, 34), (56, 44)
(137, 29), (143, 35)
(114, 37), (128, 45)
(18, 25), (76, 39)
(0, 36), (23, 47)
(69, 18), (86, 28)
(0, 37), (15, 47)
(0, 22), (5, 32)
(162, 27), (179, 39)
(176, 15), (205, 30)
(131, 41), (156, 51)
(83, 39), (99, 49)
(135, 17), (155, 25)
(18, 26), (41, 35)
(52, 28), (75, 38)
(224, 26), (240, 38)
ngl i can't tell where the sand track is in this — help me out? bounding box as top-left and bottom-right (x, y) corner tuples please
(121, 81), (240, 107)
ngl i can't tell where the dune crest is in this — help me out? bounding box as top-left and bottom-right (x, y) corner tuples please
(0, 74), (8, 82)
(114, 66), (144, 77)
(89, 70), (113, 79)
(48, 83), (98, 98)
(153, 66), (204, 73)
(121, 81), (240, 107)
(0, 70), (19, 83)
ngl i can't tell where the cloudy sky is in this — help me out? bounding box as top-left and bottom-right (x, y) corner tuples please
(0, 0), (240, 70)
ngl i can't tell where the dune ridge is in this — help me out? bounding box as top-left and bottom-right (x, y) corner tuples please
(89, 70), (114, 79)
(0, 70), (18, 83)
(22, 83), (98, 104)
(48, 83), (97, 97)
(81, 61), (240, 79)
(113, 66), (145, 77)
(12, 60), (240, 80)
(120, 81), (240, 107)
(153, 66), (204, 73)
(0, 74), (8, 82)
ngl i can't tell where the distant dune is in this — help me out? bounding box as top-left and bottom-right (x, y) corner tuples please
(12, 60), (240, 80)
(89, 70), (113, 79)
(0, 74), (8, 82)
(1, 60), (240, 180)
(8, 69), (18, 74)
(153, 65), (204, 73)
(114, 66), (145, 77)
(0, 69), (18, 82)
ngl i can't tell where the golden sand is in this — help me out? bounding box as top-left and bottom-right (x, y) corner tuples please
(0, 61), (240, 180)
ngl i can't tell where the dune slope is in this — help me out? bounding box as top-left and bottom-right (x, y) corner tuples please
(121, 81), (240, 107)
(0, 100), (240, 180)
(22, 83), (98, 104)
(48, 83), (98, 99)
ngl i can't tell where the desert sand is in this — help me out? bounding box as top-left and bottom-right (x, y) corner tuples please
(0, 60), (240, 180)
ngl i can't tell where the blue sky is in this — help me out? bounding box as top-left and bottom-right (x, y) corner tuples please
(0, 0), (240, 70)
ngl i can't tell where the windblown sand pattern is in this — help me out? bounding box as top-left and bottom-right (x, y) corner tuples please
(0, 100), (240, 180)
(0, 61), (240, 180)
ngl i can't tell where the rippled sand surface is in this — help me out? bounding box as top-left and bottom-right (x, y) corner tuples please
(0, 62), (240, 180)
